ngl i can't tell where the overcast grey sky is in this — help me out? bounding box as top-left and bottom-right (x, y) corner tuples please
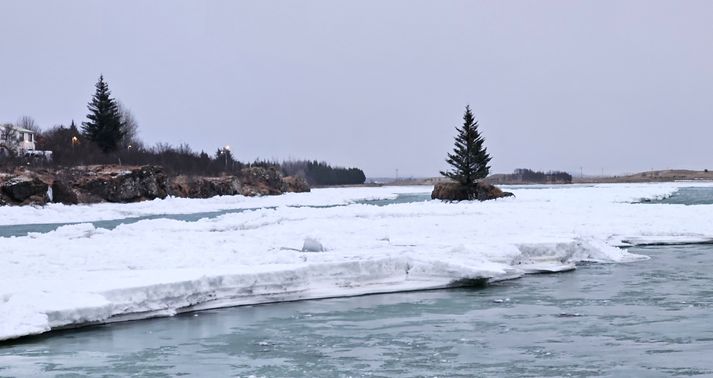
(1, 1), (711, 177)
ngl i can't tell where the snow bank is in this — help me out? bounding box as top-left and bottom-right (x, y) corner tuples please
(1, 183), (712, 340)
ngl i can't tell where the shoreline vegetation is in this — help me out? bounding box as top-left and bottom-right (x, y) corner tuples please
(1, 76), (367, 206)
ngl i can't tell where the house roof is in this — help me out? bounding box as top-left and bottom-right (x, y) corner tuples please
(0, 124), (35, 134)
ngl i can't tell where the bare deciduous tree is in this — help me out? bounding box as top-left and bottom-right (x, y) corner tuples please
(116, 102), (141, 149)
(0, 123), (20, 157)
(16, 116), (41, 134)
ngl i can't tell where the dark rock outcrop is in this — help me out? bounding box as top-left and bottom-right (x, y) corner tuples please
(0, 164), (312, 206)
(431, 181), (514, 201)
(473, 182), (514, 201)
(431, 182), (469, 201)
(239, 166), (286, 196)
(51, 180), (79, 205)
(1, 176), (49, 204)
(81, 166), (169, 203)
(283, 176), (311, 193)
(168, 176), (241, 198)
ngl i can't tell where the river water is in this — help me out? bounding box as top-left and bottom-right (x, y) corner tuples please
(1, 187), (712, 377)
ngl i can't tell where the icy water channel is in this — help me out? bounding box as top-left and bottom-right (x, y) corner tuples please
(2, 244), (712, 377)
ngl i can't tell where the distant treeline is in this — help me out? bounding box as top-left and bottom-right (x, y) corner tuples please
(280, 160), (366, 186)
(489, 168), (572, 184)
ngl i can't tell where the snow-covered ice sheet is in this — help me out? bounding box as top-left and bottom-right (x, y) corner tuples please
(0, 186), (429, 226)
(1, 183), (712, 341)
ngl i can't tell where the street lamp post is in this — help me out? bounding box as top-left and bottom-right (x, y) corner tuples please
(222, 145), (231, 170)
(71, 136), (79, 152)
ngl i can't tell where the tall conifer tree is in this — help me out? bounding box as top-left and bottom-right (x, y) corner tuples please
(82, 75), (125, 153)
(440, 105), (492, 195)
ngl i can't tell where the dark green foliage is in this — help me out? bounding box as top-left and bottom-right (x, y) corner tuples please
(243, 159), (363, 185)
(281, 160), (366, 186)
(513, 169), (572, 184)
(249, 159), (279, 170)
(82, 75), (125, 153)
(440, 105), (491, 190)
(215, 148), (236, 170)
(305, 161), (366, 186)
(36, 122), (83, 162)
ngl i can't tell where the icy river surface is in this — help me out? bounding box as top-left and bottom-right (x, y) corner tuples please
(1, 184), (713, 376)
(2, 244), (712, 377)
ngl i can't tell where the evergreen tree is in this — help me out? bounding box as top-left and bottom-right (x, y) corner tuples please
(82, 75), (125, 153)
(68, 120), (79, 136)
(440, 105), (492, 193)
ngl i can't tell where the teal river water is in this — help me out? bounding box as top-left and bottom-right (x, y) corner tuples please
(1, 187), (712, 377)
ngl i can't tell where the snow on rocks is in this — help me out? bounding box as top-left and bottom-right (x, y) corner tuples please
(1, 183), (712, 341)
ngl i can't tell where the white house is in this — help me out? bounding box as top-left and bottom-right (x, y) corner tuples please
(0, 123), (37, 155)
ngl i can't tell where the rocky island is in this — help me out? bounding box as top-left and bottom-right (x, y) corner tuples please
(431, 181), (513, 201)
(432, 106), (512, 202)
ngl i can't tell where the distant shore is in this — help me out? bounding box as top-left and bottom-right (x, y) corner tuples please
(572, 169), (713, 184)
(367, 169), (713, 187)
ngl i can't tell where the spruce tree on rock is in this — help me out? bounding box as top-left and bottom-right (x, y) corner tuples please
(82, 75), (125, 153)
(440, 105), (492, 196)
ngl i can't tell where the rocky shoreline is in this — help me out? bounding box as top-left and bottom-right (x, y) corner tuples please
(0, 165), (310, 206)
